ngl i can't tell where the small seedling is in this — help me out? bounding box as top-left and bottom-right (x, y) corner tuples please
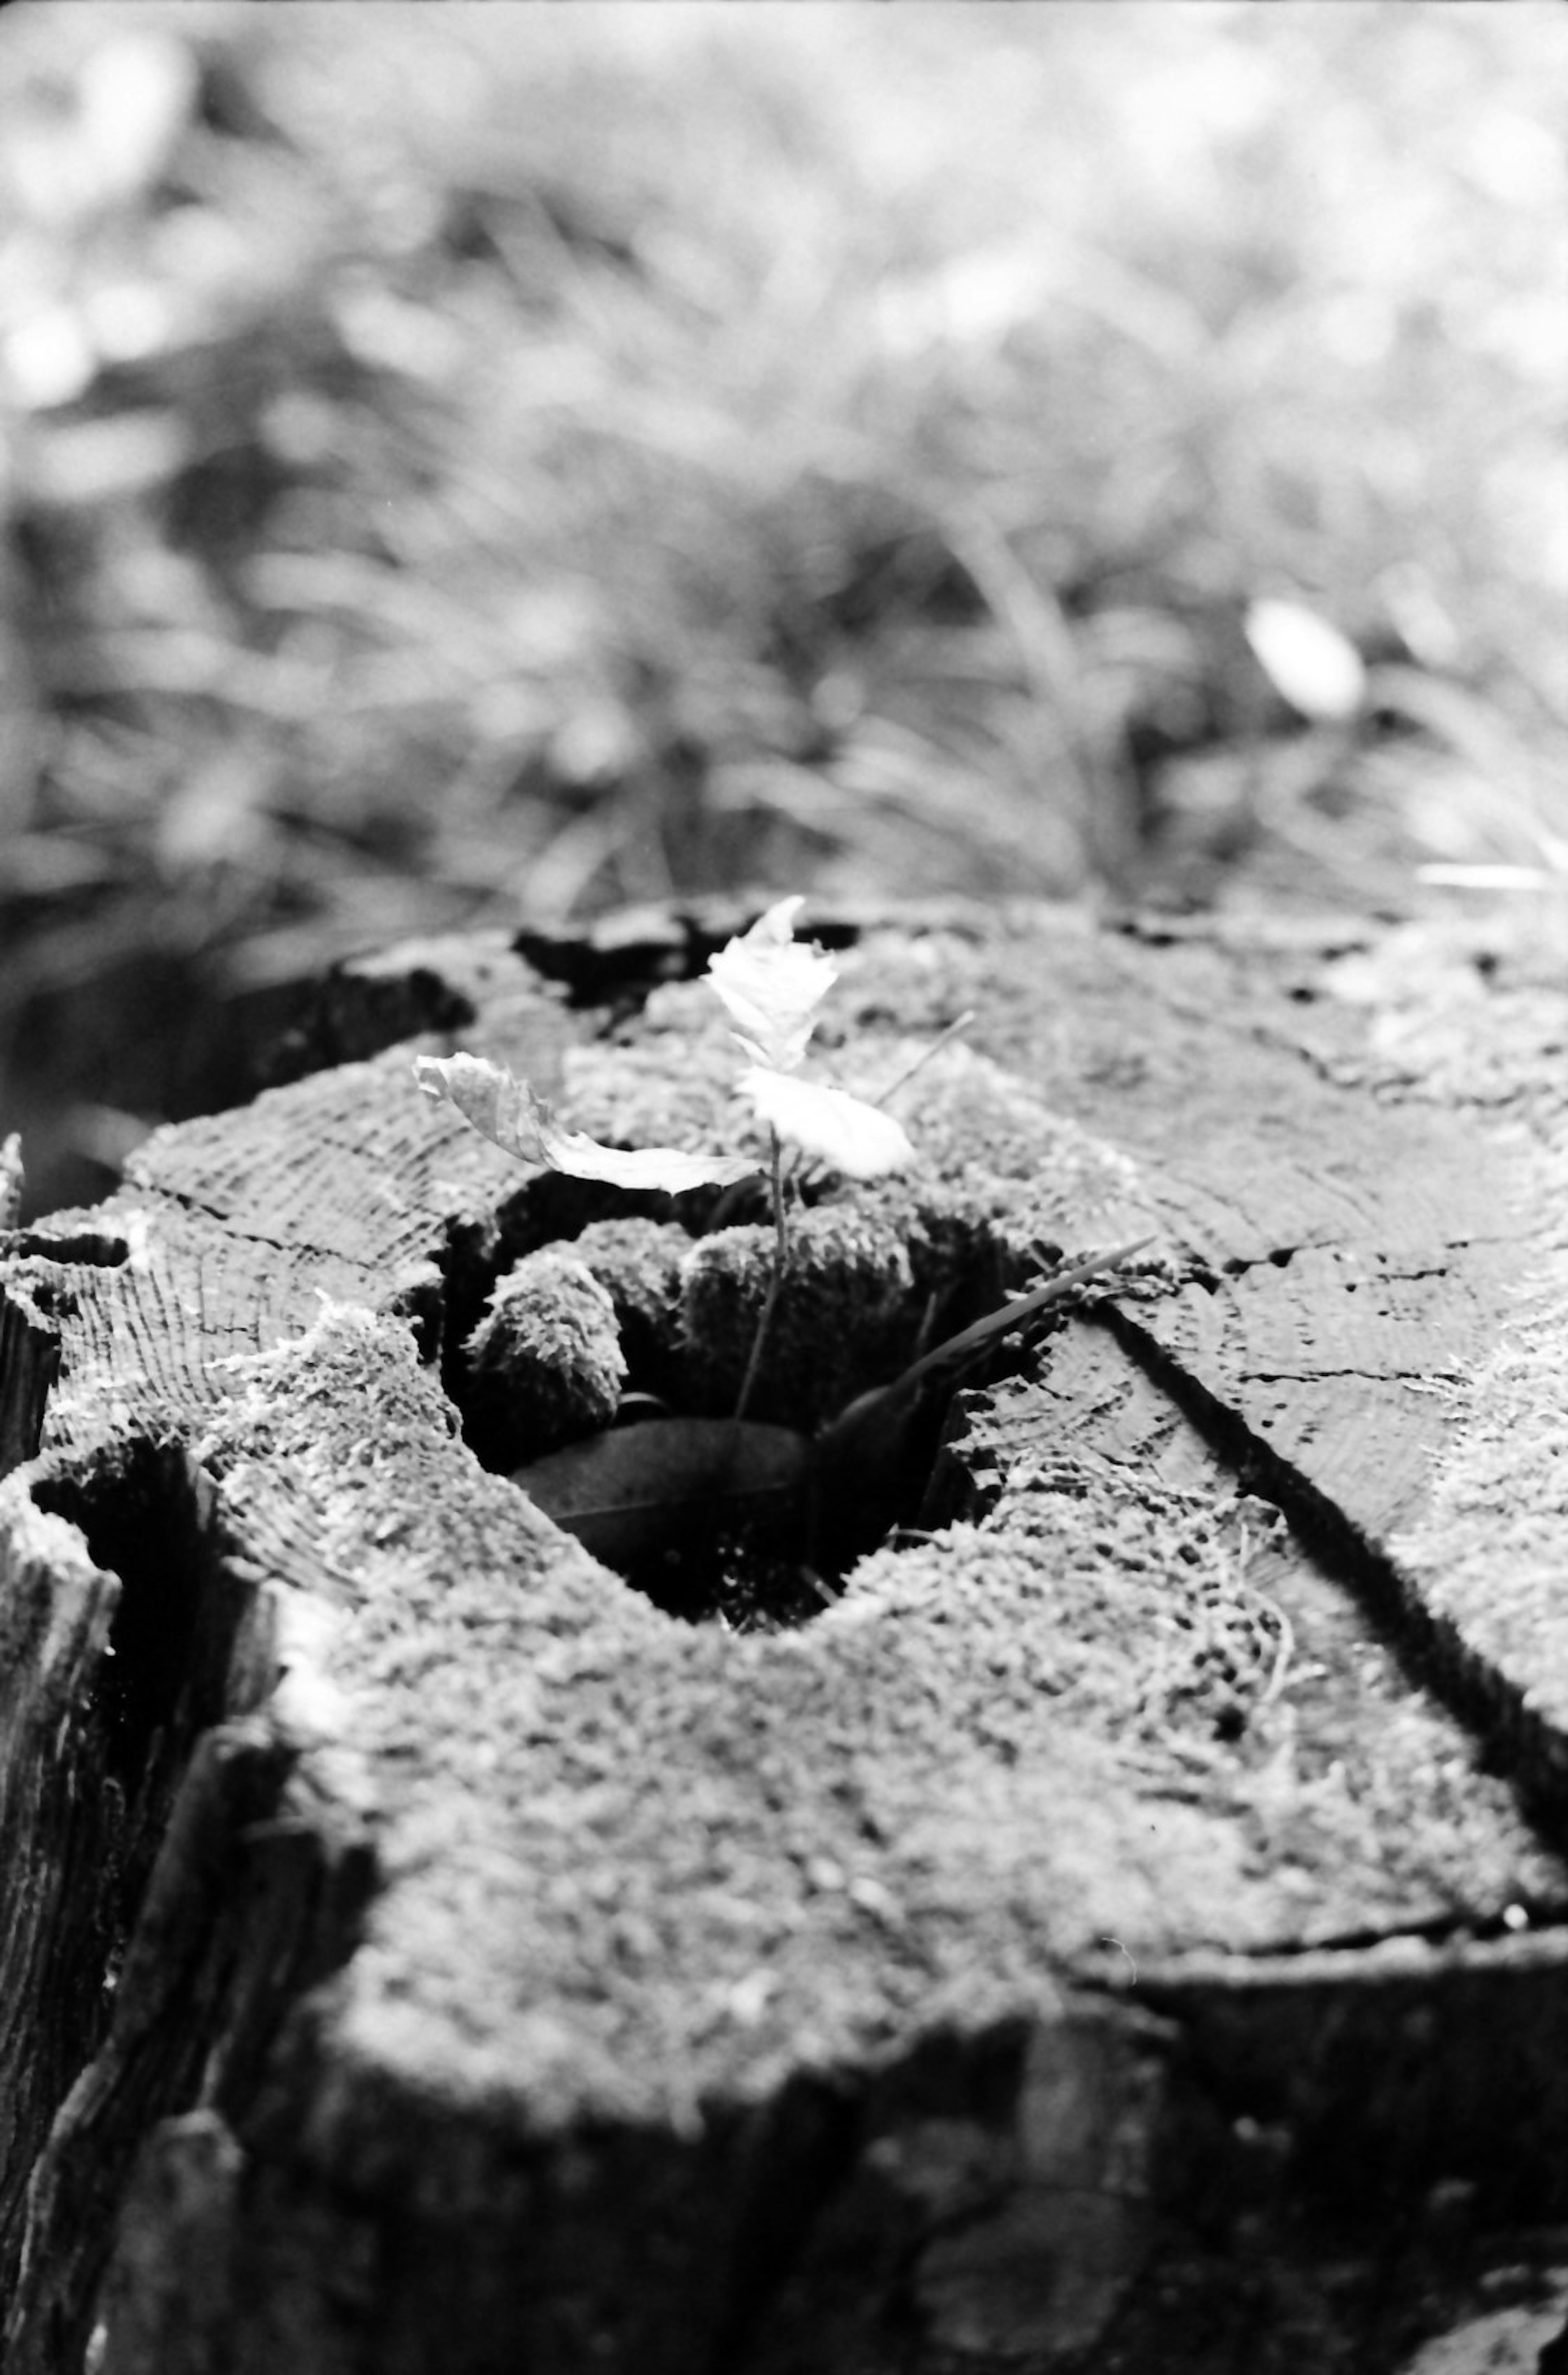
(417, 896), (913, 1412)
(415, 901), (1154, 1595)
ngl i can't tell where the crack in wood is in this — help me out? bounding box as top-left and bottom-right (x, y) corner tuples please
(1089, 1295), (1568, 1841)
(1239, 1365), (1449, 1383)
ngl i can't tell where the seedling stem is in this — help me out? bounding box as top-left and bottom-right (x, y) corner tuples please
(733, 1128), (788, 1421)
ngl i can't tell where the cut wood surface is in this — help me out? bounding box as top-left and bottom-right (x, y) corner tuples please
(2, 900), (1566, 2374)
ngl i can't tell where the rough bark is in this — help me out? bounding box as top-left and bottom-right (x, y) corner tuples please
(1, 900), (1566, 2375)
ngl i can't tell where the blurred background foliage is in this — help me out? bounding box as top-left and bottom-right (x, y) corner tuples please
(0, 0), (1564, 1218)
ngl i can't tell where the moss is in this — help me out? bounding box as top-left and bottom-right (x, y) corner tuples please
(555, 1022), (757, 1173)
(893, 1044), (1148, 1259)
(463, 1249), (626, 1466)
(678, 1204), (916, 1427)
(570, 1218), (691, 1396)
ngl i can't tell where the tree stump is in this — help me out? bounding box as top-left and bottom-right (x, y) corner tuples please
(2, 900), (1566, 2375)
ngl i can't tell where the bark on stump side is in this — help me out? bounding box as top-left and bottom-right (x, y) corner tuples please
(2, 901), (1567, 2375)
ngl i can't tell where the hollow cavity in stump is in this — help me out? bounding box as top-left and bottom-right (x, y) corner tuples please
(441, 1182), (1060, 1630)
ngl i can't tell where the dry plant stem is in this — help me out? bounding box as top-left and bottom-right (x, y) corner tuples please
(733, 1128), (787, 1422)
(875, 1008), (976, 1108)
(783, 1010), (975, 1200)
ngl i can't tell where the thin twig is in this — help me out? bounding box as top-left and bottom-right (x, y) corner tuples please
(874, 1009), (976, 1108)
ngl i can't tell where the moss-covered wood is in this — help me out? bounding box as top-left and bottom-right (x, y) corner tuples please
(1, 901), (1566, 2374)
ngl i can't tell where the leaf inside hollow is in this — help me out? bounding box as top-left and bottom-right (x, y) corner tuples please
(513, 1416), (811, 1570)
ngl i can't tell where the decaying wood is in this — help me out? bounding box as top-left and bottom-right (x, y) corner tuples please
(1, 901), (1566, 2373)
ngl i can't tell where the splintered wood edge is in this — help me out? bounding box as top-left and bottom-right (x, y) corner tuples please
(0, 1489), (120, 2263)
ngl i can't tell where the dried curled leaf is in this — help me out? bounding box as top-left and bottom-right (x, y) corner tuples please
(513, 1416), (810, 1568)
(739, 1065), (914, 1180)
(414, 1053), (759, 1193)
(704, 896), (837, 1073)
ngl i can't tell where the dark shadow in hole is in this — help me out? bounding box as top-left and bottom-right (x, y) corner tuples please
(619, 1496), (825, 1632)
(492, 1169), (741, 1263)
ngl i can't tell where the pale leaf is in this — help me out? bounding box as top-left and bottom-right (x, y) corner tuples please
(739, 1066), (914, 1179)
(414, 1053), (759, 1192)
(704, 896), (837, 1073)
